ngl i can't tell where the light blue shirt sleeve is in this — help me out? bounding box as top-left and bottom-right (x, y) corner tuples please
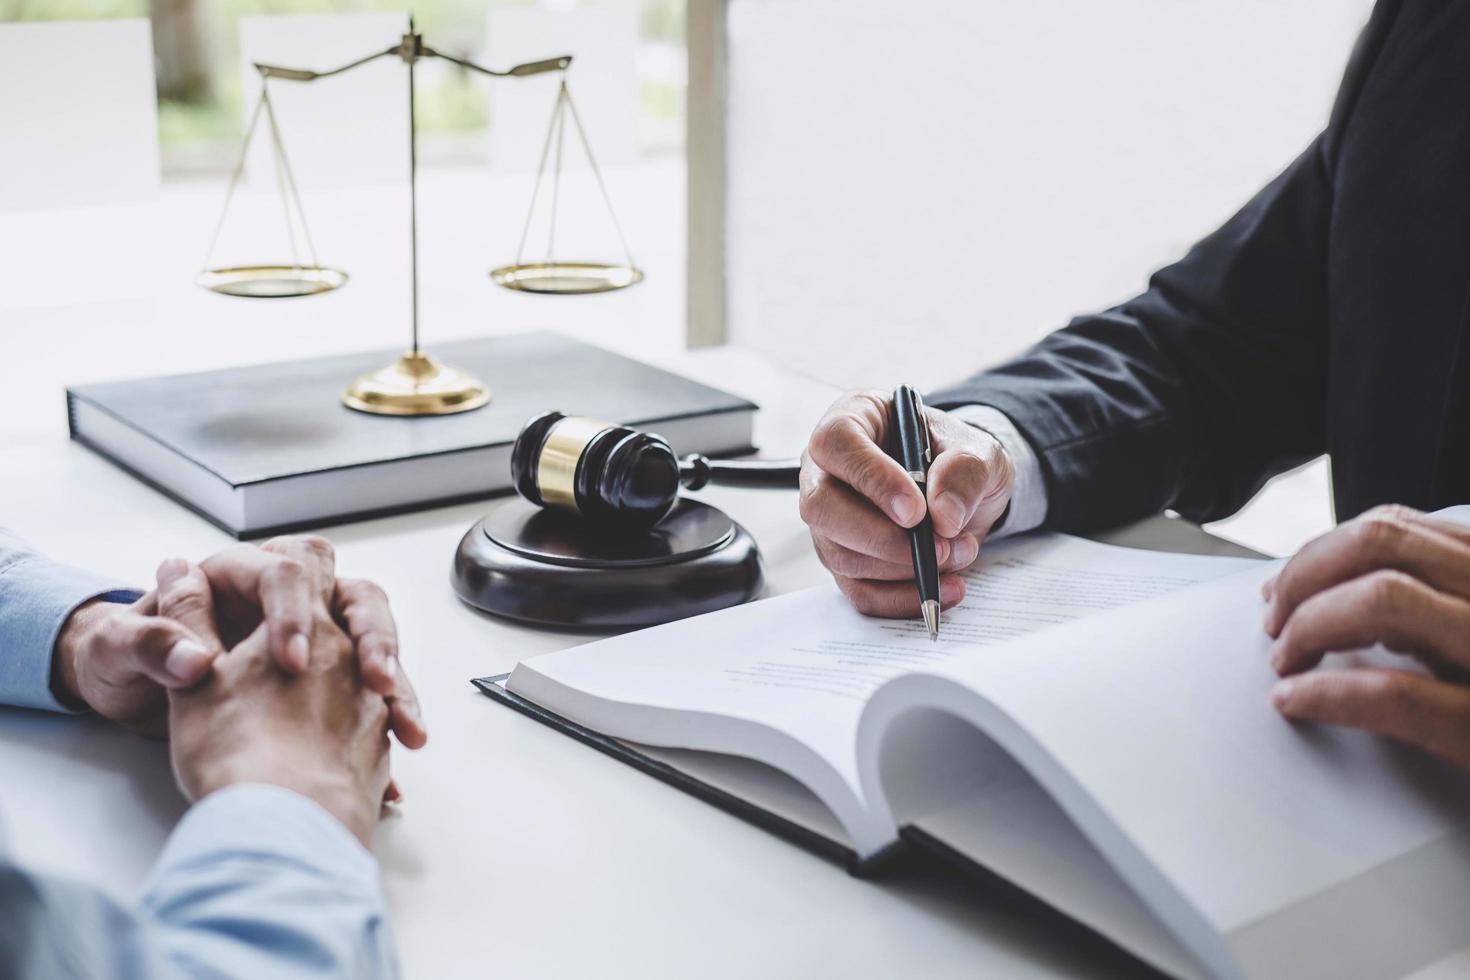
(0, 528), (140, 712)
(0, 784), (398, 979)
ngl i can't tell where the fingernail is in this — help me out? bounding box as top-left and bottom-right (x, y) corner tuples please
(1271, 680), (1296, 711)
(287, 633), (310, 671)
(939, 577), (964, 606)
(890, 494), (921, 526)
(165, 639), (211, 681)
(950, 534), (978, 567)
(934, 537), (951, 564)
(1260, 576), (1276, 601)
(932, 492), (965, 532)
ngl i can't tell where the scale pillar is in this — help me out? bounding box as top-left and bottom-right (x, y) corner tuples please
(343, 19), (492, 417)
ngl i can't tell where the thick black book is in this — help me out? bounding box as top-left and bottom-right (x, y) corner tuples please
(66, 332), (756, 538)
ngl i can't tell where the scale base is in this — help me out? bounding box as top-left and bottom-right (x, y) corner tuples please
(342, 351), (491, 416)
(452, 498), (765, 629)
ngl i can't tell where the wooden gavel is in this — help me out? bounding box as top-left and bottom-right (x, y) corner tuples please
(510, 411), (801, 530)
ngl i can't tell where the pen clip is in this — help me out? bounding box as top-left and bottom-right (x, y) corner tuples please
(912, 389), (932, 465)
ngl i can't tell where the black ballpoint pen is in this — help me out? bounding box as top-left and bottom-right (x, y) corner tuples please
(891, 385), (942, 640)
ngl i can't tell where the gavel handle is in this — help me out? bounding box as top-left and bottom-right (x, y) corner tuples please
(680, 454), (802, 491)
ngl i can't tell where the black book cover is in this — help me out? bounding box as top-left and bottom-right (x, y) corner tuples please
(67, 332), (755, 487)
(471, 673), (872, 872)
(66, 332), (756, 536)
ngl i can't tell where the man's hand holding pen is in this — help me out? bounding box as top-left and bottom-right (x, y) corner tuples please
(799, 390), (1015, 619)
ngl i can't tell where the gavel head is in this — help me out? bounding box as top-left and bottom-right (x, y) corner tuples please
(510, 412), (683, 530)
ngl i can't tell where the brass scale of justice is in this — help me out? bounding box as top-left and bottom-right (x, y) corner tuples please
(197, 21), (643, 417)
(198, 23), (801, 628)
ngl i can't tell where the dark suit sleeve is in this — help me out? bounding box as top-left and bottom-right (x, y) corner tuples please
(928, 2), (1397, 532)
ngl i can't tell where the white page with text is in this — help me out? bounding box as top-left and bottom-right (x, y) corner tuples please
(509, 533), (1258, 852)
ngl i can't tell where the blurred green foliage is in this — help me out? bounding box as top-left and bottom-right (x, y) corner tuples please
(6, 0), (684, 148)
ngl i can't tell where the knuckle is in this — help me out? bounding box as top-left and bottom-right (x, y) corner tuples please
(1365, 503), (1418, 525)
(1365, 569), (1416, 613)
(942, 450), (989, 493)
(1275, 621), (1301, 659)
(811, 534), (842, 572)
(847, 588), (879, 616)
(342, 577), (388, 606)
(797, 479), (825, 524)
(132, 620), (175, 653)
(992, 441), (1016, 490)
(160, 575), (209, 607)
(843, 450), (883, 493)
(856, 525), (893, 562)
(368, 694), (391, 725)
(809, 414), (849, 459)
(951, 447), (987, 473)
(833, 574), (861, 602)
(262, 534), (335, 566)
(198, 544), (245, 577)
(296, 534), (335, 563)
(264, 557), (307, 587)
(390, 681), (421, 716)
(1353, 508), (1410, 561)
(267, 558), (304, 581)
(826, 547), (861, 577)
(852, 389), (890, 421)
(154, 557), (190, 582)
(359, 627), (398, 658)
(310, 624), (352, 665)
(160, 592), (210, 625)
(1364, 670), (1413, 709)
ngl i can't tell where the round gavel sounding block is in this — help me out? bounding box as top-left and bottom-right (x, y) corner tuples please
(453, 412), (799, 628)
(452, 496), (764, 628)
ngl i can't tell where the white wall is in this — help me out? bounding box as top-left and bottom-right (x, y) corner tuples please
(0, 19), (160, 212)
(723, 0), (1374, 554)
(724, 0), (1374, 391)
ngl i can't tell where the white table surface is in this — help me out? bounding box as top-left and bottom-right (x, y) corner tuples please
(0, 361), (1237, 980)
(7, 181), (1446, 980)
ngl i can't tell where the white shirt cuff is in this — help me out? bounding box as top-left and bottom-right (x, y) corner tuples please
(949, 404), (1048, 537)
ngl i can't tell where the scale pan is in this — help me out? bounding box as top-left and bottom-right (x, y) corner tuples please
(490, 262), (644, 295)
(196, 265), (348, 299)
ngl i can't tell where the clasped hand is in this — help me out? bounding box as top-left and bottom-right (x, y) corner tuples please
(51, 535), (426, 843)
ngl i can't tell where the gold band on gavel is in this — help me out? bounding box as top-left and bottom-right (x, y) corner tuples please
(537, 416), (614, 512)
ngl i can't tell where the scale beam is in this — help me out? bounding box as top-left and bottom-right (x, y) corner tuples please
(253, 40), (572, 84)
(425, 49), (572, 78)
(254, 45), (400, 82)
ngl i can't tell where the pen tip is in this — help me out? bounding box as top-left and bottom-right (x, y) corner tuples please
(921, 600), (940, 641)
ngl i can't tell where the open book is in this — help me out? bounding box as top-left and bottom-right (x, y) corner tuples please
(478, 527), (1470, 980)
